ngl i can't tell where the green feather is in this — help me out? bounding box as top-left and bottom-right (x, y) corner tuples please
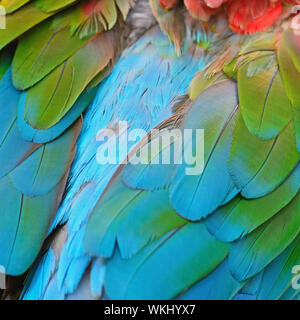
(0, 2), (54, 50)
(22, 32), (114, 130)
(238, 55), (292, 140)
(84, 178), (187, 259)
(12, 10), (90, 90)
(223, 57), (238, 81)
(229, 113), (299, 199)
(71, 0), (117, 39)
(189, 71), (226, 101)
(17, 86), (97, 143)
(294, 109), (300, 152)
(257, 234), (300, 300)
(282, 29), (300, 74)
(0, 175), (65, 276)
(229, 192), (300, 281)
(178, 259), (245, 300)
(35, 0), (78, 12)
(240, 32), (276, 54)
(278, 31), (300, 110)
(1, 0), (31, 13)
(84, 178), (141, 258)
(206, 164), (300, 242)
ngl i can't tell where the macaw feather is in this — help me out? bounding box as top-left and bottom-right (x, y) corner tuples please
(71, 0), (117, 39)
(0, 175), (66, 276)
(282, 29), (300, 75)
(179, 259), (245, 300)
(18, 87), (97, 143)
(229, 192), (300, 281)
(1, 0), (31, 13)
(294, 109), (300, 153)
(240, 32), (276, 54)
(86, 62), (113, 90)
(189, 70), (226, 100)
(238, 54), (293, 140)
(238, 271), (263, 297)
(0, 69), (40, 177)
(257, 234), (300, 300)
(1, 3), (298, 300)
(105, 223), (229, 299)
(0, 2), (54, 50)
(35, 0), (78, 13)
(278, 30), (300, 111)
(228, 113), (299, 199)
(12, 10), (90, 90)
(9, 118), (82, 197)
(170, 80), (238, 221)
(84, 177), (187, 259)
(206, 164), (300, 243)
(22, 32), (114, 130)
(121, 116), (184, 191)
(21, 248), (57, 300)
(90, 258), (105, 298)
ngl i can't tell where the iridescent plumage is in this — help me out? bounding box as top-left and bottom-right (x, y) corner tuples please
(0, 0), (299, 300)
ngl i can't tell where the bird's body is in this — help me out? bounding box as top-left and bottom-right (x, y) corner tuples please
(0, 0), (299, 300)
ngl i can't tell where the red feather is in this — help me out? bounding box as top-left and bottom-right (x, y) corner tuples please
(158, 0), (297, 34)
(227, 0), (282, 34)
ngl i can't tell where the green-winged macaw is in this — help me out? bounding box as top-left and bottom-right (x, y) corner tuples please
(0, 0), (299, 300)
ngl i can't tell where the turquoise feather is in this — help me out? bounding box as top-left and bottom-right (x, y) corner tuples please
(179, 259), (244, 300)
(0, 176), (63, 275)
(84, 178), (187, 259)
(229, 192), (300, 281)
(205, 164), (300, 242)
(105, 223), (229, 299)
(10, 119), (81, 197)
(170, 80), (238, 220)
(0, 69), (39, 177)
(257, 234), (300, 300)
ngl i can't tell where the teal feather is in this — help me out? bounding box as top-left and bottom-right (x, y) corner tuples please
(179, 259), (244, 300)
(10, 119), (81, 197)
(170, 80), (238, 221)
(229, 192), (300, 281)
(0, 176), (64, 275)
(205, 164), (300, 242)
(0, 69), (39, 177)
(84, 178), (187, 259)
(257, 234), (300, 300)
(105, 223), (229, 299)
